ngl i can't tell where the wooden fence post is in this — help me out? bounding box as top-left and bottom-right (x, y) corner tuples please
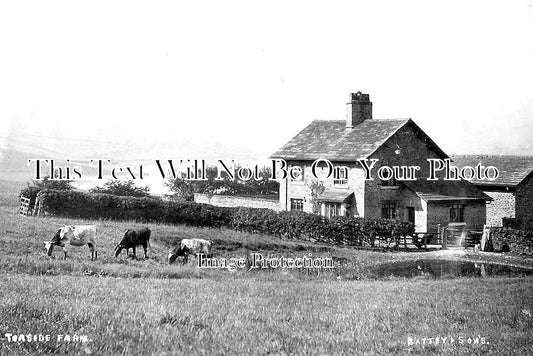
(480, 224), (490, 251)
(440, 224), (447, 250)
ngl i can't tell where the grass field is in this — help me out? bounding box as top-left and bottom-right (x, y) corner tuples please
(1, 180), (533, 355)
(1, 274), (532, 355)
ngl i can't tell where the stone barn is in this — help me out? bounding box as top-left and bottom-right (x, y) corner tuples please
(450, 155), (533, 230)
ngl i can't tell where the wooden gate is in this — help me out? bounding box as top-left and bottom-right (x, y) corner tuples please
(19, 196), (32, 216)
(440, 222), (467, 248)
(440, 223), (482, 249)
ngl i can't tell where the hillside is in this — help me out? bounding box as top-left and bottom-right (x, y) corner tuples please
(1, 133), (269, 194)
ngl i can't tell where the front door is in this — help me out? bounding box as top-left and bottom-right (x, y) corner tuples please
(407, 207), (415, 226)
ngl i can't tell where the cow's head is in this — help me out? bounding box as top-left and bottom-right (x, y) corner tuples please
(43, 241), (54, 256)
(113, 245), (123, 258)
(168, 245), (188, 264)
(167, 247), (179, 264)
(44, 228), (62, 256)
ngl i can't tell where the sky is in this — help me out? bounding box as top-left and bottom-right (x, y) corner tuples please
(1, 0), (533, 162)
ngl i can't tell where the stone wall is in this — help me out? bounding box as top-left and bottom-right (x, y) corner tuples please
(194, 194), (281, 211)
(516, 173), (533, 230)
(490, 227), (533, 256)
(484, 191), (515, 227)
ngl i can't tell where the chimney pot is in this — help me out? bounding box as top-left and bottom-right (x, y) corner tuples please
(346, 92), (372, 128)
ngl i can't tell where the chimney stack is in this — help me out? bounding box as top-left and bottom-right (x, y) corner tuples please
(346, 92), (372, 128)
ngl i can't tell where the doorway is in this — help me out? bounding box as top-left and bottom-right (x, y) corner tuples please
(407, 207), (415, 226)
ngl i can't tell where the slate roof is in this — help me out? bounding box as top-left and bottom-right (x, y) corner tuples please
(271, 119), (413, 161)
(450, 155), (533, 187)
(402, 179), (491, 202)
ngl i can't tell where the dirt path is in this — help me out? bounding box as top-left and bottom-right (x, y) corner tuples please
(381, 248), (533, 269)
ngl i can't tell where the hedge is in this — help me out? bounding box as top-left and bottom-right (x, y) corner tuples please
(34, 189), (413, 247)
(35, 189), (233, 228)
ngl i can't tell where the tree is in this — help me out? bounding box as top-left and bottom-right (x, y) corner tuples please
(165, 166), (231, 201)
(90, 180), (150, 197)
(307, 180), (326, 214)
(20, 176), (74, 208)
(242, 166), (279, 196)
(165, 165), (279, 201)
(30, 176), (74, 191)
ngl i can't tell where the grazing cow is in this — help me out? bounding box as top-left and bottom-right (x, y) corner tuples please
(44, 225), (98, 260)
(168, 238), (212, 264)
(114, 227), (151, 259)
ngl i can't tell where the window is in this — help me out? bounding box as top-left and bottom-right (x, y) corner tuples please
(325, 202), (341, 219)
(381, 201), (397, 219)
(380, 177), (398, 187)
(450, 204), (464, 222)
(333, 166), (349, 186)
(290, 198), (304, 211)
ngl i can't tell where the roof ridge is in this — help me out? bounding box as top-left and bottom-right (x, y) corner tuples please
(311, 118), (410, 123)
(451, 154), (533, 158)
(311, 119), (344, 122)
(271, 118), (436, 161)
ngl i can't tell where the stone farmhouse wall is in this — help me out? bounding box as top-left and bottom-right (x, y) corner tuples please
(194, 193), (281, 211)
(516, 173), (533, 230)
(484, 191), (515, 227)
(279, 161), (365, 214)
(363, 122), (446, 221)
(481, 173), (533, 230)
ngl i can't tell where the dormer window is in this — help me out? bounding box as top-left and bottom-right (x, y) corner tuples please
(333, 166), (348, 187)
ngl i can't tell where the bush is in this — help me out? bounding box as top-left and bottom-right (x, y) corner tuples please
(35, 189), (413, 247)
(89, 180), (150, 197)
(20, 176), (74, 207)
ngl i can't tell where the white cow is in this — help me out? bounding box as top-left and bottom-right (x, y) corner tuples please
(44, 225), (98, 260)
(168, 238), (212, 264)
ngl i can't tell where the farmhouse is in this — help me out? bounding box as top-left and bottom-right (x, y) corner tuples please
(450, 155), (533, 230)
(271, 92), (490, 233)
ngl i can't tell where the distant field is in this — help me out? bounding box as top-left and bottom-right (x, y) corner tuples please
(0, 179), (25, 208)
(1, 182), (533, 355)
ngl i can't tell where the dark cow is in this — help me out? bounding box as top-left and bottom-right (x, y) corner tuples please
(114, 228), (151, 259)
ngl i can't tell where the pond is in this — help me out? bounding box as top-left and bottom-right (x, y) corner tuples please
(368, 259), (533, 279)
